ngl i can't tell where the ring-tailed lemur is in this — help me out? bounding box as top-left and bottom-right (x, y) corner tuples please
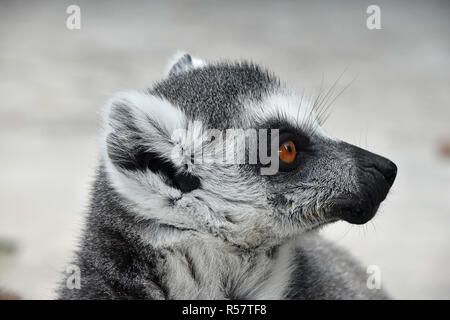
(59, 53), (397, 299)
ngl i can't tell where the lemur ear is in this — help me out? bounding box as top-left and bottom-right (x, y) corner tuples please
(166, 51), (206, 77)
(104, 91), (200, 193)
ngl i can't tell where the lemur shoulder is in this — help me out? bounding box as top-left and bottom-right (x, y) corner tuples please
(59, 53), (397, 299)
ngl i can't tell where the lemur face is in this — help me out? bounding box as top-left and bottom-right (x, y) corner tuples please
(103, 53), (396, 248)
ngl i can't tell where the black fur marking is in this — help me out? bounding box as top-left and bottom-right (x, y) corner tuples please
(223, 211), (236, 224)
(174, 171), (201, 193)
(157, 222), (198, 233)
(109, 141), (201, 193)
(184, 251), (200, 284)
(265, 245), (279, 259)
(221, 273), (238, 299)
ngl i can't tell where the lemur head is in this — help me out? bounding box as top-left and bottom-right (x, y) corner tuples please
(103, 53), (397, 248)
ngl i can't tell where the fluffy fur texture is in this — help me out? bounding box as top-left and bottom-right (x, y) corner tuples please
(59, 53), (396, 299)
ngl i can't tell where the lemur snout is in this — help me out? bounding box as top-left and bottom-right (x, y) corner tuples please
(336, 144), (397, 225)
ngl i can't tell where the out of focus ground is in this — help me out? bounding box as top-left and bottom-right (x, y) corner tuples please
(0, 0), (449, 299)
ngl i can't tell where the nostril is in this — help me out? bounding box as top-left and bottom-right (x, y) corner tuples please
(382, 161), (397, 186)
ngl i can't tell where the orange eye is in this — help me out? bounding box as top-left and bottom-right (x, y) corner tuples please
(279, 140), (296, 163)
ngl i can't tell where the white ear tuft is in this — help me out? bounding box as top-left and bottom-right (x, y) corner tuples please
(165, 51), (206, 77)
(102, 91), (187, 170)
(103, 90), (185, 137)
(102, 90), (202, 196)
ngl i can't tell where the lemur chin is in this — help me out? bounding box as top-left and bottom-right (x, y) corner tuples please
(59, 52), (397, 300)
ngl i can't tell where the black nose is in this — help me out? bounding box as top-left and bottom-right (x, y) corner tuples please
(347, 144), (397, 188)
(373, 158), (397, 187)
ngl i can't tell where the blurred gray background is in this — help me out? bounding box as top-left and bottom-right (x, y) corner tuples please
(0, 0), (449, 299)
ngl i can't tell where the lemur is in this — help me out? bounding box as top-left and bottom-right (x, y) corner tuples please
(58, 53), (397, 299)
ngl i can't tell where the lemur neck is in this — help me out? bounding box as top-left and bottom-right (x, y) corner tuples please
(148, 233), (294, 299)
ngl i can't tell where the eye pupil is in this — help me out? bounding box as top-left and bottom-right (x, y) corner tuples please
(279, 140), (296, 163)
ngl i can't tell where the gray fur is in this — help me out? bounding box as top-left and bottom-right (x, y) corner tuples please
(58, 54), (396, 299)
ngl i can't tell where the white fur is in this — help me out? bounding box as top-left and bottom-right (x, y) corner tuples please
(243, 90), (335, 141)
(253, 241), (297, 299)
(138, 232), (298, 299)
